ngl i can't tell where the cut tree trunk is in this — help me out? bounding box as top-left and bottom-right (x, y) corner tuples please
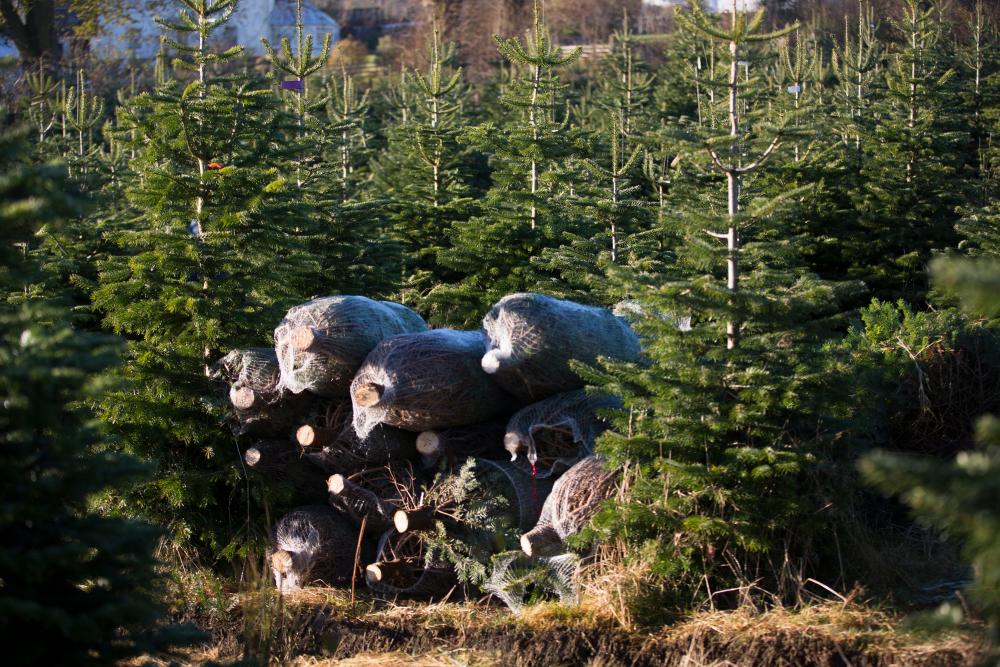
(393, 507), (438, 533)
(326, 473), (399, 533)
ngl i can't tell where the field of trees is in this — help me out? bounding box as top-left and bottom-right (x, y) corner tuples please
(2, 0), (1000, 664)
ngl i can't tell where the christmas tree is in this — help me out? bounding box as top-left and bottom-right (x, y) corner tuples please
(92, 0), (319, 556)
(428, 0), (586, 327)
(587, 0), (850, 601)
(0, 126), (167, 665)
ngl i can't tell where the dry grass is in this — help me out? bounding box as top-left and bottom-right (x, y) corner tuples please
(291, 649), (498, 666)
(133, 576), (989, 666)
(655, 602), (984, 665)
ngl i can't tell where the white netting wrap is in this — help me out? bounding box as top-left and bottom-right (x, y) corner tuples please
(274, 296), (427, 397)
(213, 348), (327, 438)
(365, 530), (456, 598)
(520, 456), (617, 558)
(216, 347), (282, 400)
(475, 459), (554, 532)
(350, 329), (514, 439)
(613, 299), (692, 332)
(504, 390), (621, 478)
(481, 293), (642, 402)
(485, 551), (581, 614)
(269, 505), (357, 592)
(301, 402), (417, 474)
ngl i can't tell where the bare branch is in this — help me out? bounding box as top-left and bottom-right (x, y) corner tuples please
(736, 136), (782, 175)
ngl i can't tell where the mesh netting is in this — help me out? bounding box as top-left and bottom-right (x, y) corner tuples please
(326, 462), (420, 534)
(301, 401), (417, 474)
(484, 551), (581, 614)
(214, 348), (328, 438)
(481, 293), (642, 402)
(351, 329), (514, 439)
(504, 390), (621, 479)
(365, 529), (457, 598)
(415, 418), (510, 467)
(613, 299), (692, 332)
(274, 296), (427, 397)
(475, 459), (554, 533)
(216, 347), (282, 401)
(269, 505), (358, 592)
(520, 456), (617, 557)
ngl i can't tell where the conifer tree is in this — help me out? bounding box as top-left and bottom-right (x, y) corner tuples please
(534, 110), (652, 304)
(862, 255), (1000, 645)
(586, 1), (850, 601)
(832, 1), (881, 149)
(370, 21), (481, 311)
(429, 0), (585, 326)
(24, 61), (59, 151)
(598, 10), (656, 149)
(954, 2), (999, 257)
(93, 0), (319, 555)
(848, 0), (969, 304)
(677, 0), (801, 349)
(766, 27), (860, 295)
(63, 69), (105, 181)
(0, 126), (166, 665)
(261, 0), (332, 189)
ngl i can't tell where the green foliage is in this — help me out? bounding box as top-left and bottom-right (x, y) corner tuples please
(0, 127), (166, 665)
(836, 298), (1000, 456)
(370, 23), (482, 317)
(428, 0), (586, 326)
(5, 0), (1000, 627)
(862, 256), (1000, 644)
(92, 0), (320, 556)
(846, 0), (970, 304)
(420, 459), (513, 587)
(585, 0), (852, 603)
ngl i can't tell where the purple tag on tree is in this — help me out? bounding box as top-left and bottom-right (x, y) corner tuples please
(281, 79), (304, 92)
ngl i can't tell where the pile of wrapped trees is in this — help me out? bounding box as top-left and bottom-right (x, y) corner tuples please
(214, 293), (639, 600)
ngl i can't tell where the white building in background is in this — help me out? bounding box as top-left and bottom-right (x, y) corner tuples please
(93, 0), (339, 60)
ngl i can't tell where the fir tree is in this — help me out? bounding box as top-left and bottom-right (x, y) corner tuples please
(63, 69), (105, 181)
(954, 2), (999, 257)
(861, 255), (1000, 645)
(0, 126), (166, 665)
(370, 21), (481, 313)
(429, 0), (585, 326)
(24, 61), (60, 151)
(533, 110), (653, 305)
(259, 1), (397, 298)
(261, 0), (332, 189)
(597, 10), (656, 149)
(848, 0), (969, 304)
(586, 1), (851, 603)
(93, 0), (319, 556)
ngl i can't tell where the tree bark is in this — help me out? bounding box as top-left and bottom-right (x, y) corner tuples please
(0, 0), (61, 68)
